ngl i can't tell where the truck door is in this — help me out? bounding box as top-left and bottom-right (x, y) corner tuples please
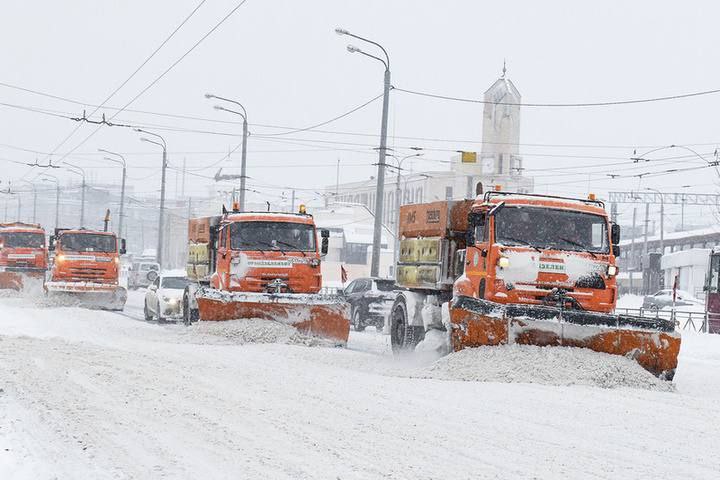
(465, 211), (489, 299)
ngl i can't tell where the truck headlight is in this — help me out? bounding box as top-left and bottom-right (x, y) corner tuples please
(607, 265), (618, 276)
(498, 256), (510, 269)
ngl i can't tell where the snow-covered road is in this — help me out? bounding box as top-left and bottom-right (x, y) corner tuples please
(1, 291), (719, 479)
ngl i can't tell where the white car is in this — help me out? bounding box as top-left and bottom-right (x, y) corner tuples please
(144, 273), (191, 322)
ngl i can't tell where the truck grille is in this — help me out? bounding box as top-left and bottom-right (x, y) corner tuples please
(67, 267), (107, 282)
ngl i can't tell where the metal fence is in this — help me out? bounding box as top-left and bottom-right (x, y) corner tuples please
(615, 307), (709, 333)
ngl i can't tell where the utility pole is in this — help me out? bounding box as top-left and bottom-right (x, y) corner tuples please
(643, 202), (649, 257)
(206, 94), (248, 211)
(181, 158), (186, 198)
(335, 158), (340, 197)
(17, 195), (21, 221)
(630, 207), (637, 293)
(291, 190), (296, 212)
(99, 150), (127, 240)
(80, 177), (86, 227)
(32, 188), (37, 223)
(137, 129), (168, 266)
(336, 27), (392, 277)
(55, 184), (60, 231)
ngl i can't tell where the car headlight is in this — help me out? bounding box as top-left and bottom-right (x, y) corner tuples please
(497, 256), (510, 269)
(607, 265), (618, 276)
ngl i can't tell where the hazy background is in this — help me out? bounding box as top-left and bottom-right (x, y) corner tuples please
(1, 0), (718, 228)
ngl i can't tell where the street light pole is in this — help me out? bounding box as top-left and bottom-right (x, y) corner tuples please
(98, 149), (127, 238)
(337, 27), (391, 277)
(646, 188), (664, 254)
(41, 174), (60, 231)
(65, 163), (86, 227)
(388, 153), (423, 276)
(206, 94), (248, 211)
(136, 129), (167, 266)
(18, 180), (37, 223)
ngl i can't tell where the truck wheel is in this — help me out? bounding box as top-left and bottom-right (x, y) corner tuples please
(390, 296), (423, 353)
(143, 301), (152, 321)
(352, 309), (366, 332)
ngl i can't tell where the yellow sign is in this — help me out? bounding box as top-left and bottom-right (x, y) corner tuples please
(461, 151), (477, 163)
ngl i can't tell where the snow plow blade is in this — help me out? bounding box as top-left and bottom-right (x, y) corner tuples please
(450, 295), (681, 380)
(0, 269), (45, 291)
(44, 281), (127, 311)
(195, 289), (350, 344)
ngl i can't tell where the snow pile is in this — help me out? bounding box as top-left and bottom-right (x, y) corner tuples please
(182, 319), (338, 347)
(418, 344), (675, 391)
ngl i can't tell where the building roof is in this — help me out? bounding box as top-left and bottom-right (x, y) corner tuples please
(619, 226), (720, 246)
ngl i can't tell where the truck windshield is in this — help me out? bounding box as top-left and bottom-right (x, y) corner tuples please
(0, 232), (44, 248)
(60, 233), (116, 253)
(230, 221), (316, 252)
(494, 206), (609, 254)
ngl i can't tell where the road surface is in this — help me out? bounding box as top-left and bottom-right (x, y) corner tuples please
(1, 291), (718, 479)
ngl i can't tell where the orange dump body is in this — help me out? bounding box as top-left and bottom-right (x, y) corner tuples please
(0, 222), (48, 290)
(188, 211), (349, 343)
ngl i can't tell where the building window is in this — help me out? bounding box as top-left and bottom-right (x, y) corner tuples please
(343, 243), (368, 265)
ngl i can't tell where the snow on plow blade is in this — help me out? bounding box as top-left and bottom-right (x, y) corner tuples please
(44, 281), (127, 310)
(450, 295), (681, 380)
(0, 270), (44, 290)
(195, 289), (351, 344)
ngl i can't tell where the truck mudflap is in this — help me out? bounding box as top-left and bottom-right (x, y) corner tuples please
(450, 295), (681, 380)
(195, 287), (350, 344)
(0, 268), (45, 290)
(44, 281), (127, 311)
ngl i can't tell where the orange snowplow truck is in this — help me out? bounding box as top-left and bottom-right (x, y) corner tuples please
(391, 190), (680, 380)
(0, 222), (48, 290)
(183, 205), (350, 343)
(45, 228), (127, 310)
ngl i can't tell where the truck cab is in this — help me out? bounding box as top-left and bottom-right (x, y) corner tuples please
(0, 222), (48, 289)
(50, 229), (124, 284)
(455, 191), (621, 313)
(206, 212), (328, 294)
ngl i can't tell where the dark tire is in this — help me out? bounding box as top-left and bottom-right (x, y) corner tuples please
(352, 308), (366, 332)
(390, 296), (425, 353)
(143, 300), (152, 321)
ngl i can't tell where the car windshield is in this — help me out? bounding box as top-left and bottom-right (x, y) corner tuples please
(60, 233), (116, 253)
(0, 232), (44, 248)
(161, 277), (189, 289)
(230, 221), (316, 252)
(375, 280), (396, 292)
(494, 206), (609, 254)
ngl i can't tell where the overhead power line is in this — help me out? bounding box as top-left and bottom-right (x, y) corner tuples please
(393, 85), (720, 107)
(54, 0), (251, 164)
(43, 0), (209, 162)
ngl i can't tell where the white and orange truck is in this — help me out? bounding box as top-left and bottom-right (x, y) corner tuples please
(45, 228), (127, 310)
(391, 188), (681, 379)
(183, 204), (350, 343)
(0, 222), (48, 290)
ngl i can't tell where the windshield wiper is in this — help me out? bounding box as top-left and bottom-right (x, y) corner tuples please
(557, 237), (597, 258)
(274, 240), (307, 256)
(499, 236), (542, 253)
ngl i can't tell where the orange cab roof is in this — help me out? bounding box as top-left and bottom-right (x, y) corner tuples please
(473, 192), (607, 216)
(223, 212), (315, 225)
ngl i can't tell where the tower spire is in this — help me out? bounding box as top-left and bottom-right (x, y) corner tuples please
(501, 59), (507, 78)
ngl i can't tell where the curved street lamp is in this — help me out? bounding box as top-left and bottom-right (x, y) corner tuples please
(98, 148), (127, 239)
(40, 173), (60, 231)
(135, 129), (167, 266)
(64, 163), (86, 227)
(336, 27), (392, 277)
(206, 93), (249, 212)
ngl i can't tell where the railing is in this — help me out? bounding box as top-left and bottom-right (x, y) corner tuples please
(615, 307), (710, 333)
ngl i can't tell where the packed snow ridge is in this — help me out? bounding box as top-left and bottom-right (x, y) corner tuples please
(415, 344), (675, 392)
(181, 318), (339, 347)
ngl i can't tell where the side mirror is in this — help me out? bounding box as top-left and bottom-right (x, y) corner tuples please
(48, 235), (56, 251)
(119, 238), (127, 255)
(320, 229), (329, 255)
(611, 223), (621, 245)
(612, 244), (621, 257)
(454, 249), (466, 278)
(147, 270), (158, 282)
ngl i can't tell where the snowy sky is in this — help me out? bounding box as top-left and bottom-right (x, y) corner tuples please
(1, 0), (718, 227)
